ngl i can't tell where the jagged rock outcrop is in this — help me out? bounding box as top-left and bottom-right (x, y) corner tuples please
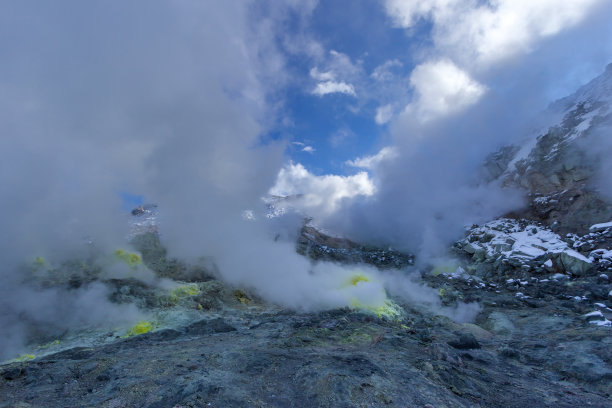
(485, 64), (612, 235)
(297, 223), (414, 268)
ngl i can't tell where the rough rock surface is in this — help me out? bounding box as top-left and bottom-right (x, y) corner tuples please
(3, 221), (612, 407)
(3, 67), (612, 407)
(2, 286), (612, 408)
(485, 64), (612, 235)
(297, 224), (414, 269)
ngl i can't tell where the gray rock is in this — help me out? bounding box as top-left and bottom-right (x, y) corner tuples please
(553, 252), (593, 276)
(484, 312), (515, 335)
(185, 318), (236, 335)
(448, 333), (481, 350)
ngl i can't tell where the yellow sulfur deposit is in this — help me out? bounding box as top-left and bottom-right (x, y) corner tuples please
(348, 274), (370, 286)
(30, 256), (48, 273)
(234, 289), (251, 304)
(114, 249), (142, 269)
(350, 298), (404, 320)
(171, 284), (199, 298)
(169, 284), (200, 303)
(369, 300), (404, 320)
(37, 340), (60, 350)
(345, 273), (404, 321)
(34, 256), (46, 267)
(15, 354), (35, 362)
(124, 321), (153, 337)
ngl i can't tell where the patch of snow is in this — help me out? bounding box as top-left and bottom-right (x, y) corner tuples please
(241, 210), (256, 221)
(534, 196), (550, 204)
(591, 249), (612, 260)
(460, 218), (591, 267)
(590, 220), (612, 232)
(592, 318), (612, 327)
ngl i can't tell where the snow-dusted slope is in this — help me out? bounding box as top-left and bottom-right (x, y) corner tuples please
(507, 64), (612, 175)
(484, 64), (612, 234)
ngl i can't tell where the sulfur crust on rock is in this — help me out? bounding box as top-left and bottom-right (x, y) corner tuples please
(124, 321), (154, 337)
(348, 274), (370, 286)
(234, 289), (251, 304)
(114, 249), (142, 269)
(14, 354), (35, 362)
(346, 273), (404, 320)
(171, 284), (199, 297)
(36, 340), (60, 350)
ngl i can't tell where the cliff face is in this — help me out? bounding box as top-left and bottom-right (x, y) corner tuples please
(485, 64), (612, 235)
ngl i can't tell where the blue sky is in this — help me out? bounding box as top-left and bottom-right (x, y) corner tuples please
(255, 0), (612, 184)
(262, 0), (422, 176)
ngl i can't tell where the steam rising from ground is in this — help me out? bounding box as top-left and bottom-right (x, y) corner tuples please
(0, 1), (610, 360)
(0, 1), (286, 359)
(0, 1), (457, 360)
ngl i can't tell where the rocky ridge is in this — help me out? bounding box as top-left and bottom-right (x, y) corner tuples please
(486, 64), (612, 235)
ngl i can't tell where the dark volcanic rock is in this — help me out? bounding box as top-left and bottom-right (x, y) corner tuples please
(185, 318), (237, 335)
(297, 224), (414, 268)
(2, 293), (611, 408)
(448, 333), (481, 350)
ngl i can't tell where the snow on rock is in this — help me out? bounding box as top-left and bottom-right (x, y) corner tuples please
(459, 218), (593, 276)
(590, 248), (612, 260)
(583, 310), (612, 327)
(590, 220), (612, 232)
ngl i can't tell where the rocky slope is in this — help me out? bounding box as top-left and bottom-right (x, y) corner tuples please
(2, 214), (612, 407)
(2, 67), (612, 407)
(486, 63), (612, 235)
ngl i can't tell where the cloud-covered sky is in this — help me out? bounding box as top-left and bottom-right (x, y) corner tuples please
(268, 0), (612, 247)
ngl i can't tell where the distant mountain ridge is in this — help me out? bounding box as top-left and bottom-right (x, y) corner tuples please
(485, 63), (612, 235)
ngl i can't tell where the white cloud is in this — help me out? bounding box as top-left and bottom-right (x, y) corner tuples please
(292, 141), (315, 153)
(329, 127), (355, 148)
(310, 50), (361, 97)
(384, 0), (459, 28)
(384, 0), (605, 69)
(371, 59), (403, 82)
(270, 162), (374, 216)
(375, 104), (394, 124)
(404, 60), (486, 122)
(309, 67), (335, 81)
(328, 49), (361, 77)
(312, 81), (356, 96)
(346, 147), (398, 170)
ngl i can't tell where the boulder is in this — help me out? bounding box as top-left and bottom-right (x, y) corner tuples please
(552, 251), (593, 276)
